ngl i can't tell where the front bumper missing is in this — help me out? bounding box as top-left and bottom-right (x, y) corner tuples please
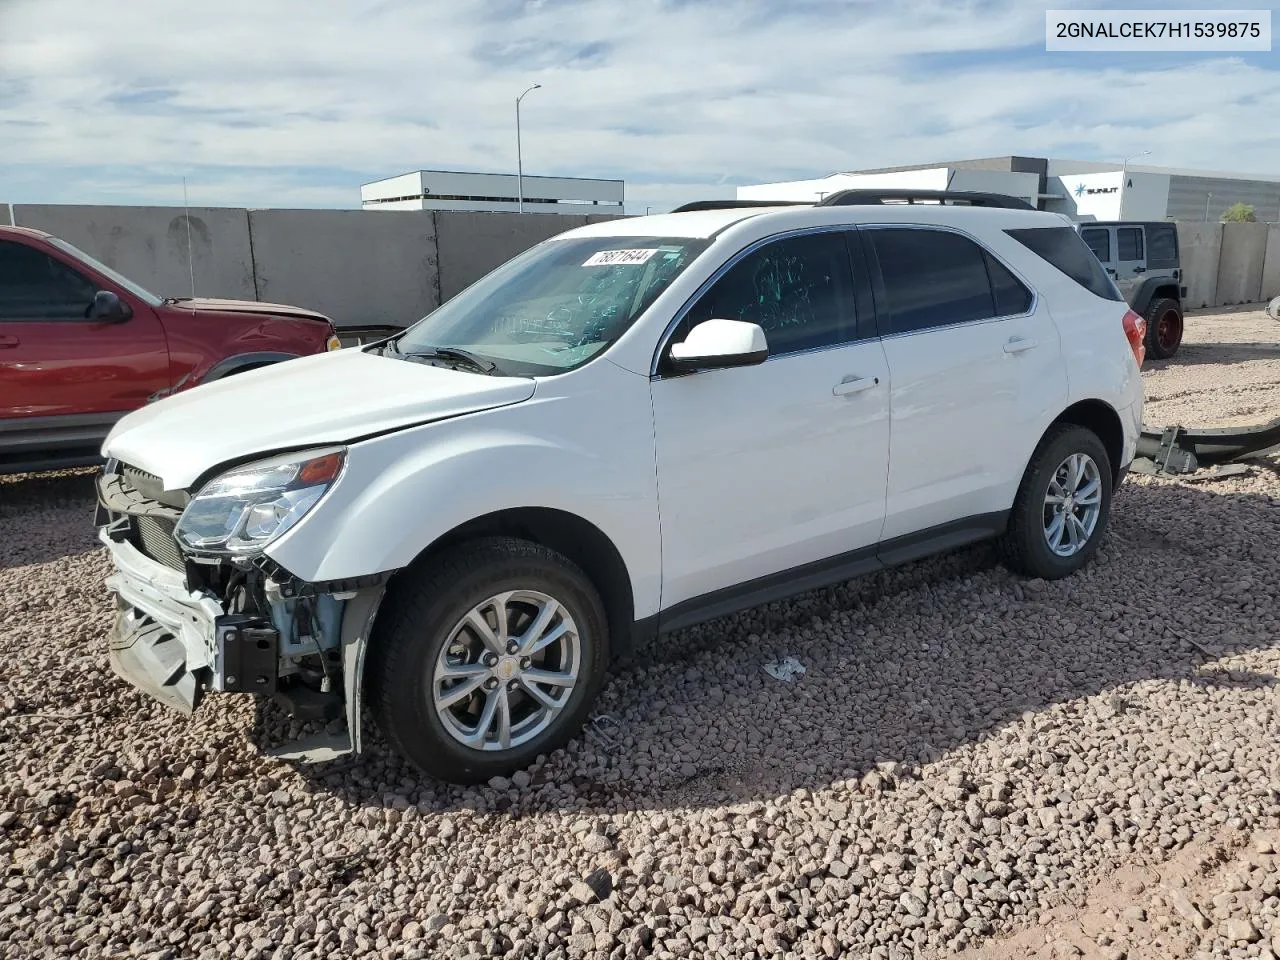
(100, 528), (384, 762)
(103, 530), (227, 715)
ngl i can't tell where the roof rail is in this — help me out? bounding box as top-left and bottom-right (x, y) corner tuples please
(669, 199), (813, 213)
(816, 189), (1035, 211)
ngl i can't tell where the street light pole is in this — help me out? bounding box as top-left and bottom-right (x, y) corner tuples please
(515, 83), (541, 214)
(1119, 150), (1150, 219)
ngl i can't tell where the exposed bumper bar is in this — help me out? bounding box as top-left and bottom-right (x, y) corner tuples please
(101, 530), (227, 713)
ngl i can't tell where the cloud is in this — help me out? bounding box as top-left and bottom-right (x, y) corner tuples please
(0, 0), (1276, 212)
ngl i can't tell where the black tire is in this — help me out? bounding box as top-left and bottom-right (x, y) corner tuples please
(1000, 424), (1113, 580)
(368, 537), (609, 784)
(1144, 297), (1183, 360)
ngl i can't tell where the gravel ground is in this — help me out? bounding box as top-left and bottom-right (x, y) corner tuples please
(2, 307), (1278, 960)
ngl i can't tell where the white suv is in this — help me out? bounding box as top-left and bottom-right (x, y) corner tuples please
(96, 191), (1146, 783)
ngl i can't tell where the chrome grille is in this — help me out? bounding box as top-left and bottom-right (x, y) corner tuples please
(135, 515), (185, 571)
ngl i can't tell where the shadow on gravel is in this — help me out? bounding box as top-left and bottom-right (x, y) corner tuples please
(272, 477), (1280, 815)
(0, 469), (101, 569)
(1150, 341), (1280, 369)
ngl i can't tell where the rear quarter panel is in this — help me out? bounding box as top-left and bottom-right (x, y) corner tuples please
(1007, 244), (1144, 464)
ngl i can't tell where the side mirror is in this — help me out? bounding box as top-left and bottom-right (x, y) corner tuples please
(88, 290), (132, 322)
(666, 318), (768, 372)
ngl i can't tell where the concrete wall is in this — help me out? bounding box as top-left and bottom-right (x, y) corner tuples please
(1215, 222), (1269, 305)
(248, 209), (440, 327)
(434, 211), (591, 301)
(10, 200), (1279, 323)
(12, 204), (256, 300)
(1175, 222), (1222, 309)
(1261, 223), (1280, 303)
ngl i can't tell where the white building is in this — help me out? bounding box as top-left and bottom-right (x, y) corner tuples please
(361, 169), (624, 215)
(739, 156), (1280, 222)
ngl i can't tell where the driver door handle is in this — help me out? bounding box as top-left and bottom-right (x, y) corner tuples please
(0, 335), (19, 349)
(833, 375), (879, 397)
(1003, 336), (1038, 355)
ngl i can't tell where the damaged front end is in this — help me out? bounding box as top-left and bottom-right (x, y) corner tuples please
(95, 458), (385, 762)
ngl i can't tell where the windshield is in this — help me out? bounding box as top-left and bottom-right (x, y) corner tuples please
(393, 236), (710, 376)
(47, 237), (164, 308)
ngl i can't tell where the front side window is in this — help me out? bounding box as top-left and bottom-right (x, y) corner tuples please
(47, 238), (163, 307)
(0, 240), (98, 321)
(682, 231), (855, 355)
(868, 228), (996, 334)
(393, 236), (709, 376)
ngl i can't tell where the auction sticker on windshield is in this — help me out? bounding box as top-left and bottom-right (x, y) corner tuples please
(583, 248), (659, 266)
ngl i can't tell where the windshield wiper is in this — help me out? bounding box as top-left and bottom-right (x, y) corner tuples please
(400, 346), (498, 374)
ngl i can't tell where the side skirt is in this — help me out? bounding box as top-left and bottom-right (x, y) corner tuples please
(650, 510), (1009, 637)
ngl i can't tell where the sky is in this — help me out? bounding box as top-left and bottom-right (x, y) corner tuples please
(1, 0), (1277, 214)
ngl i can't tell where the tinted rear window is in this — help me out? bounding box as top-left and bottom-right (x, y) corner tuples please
(1117, 227), (1143, 261)
(1146, 224), (1178, 269)
(985, 254), (1033, 316)
(867, 228), (995, 334)
(1006, 227), (1123, 302)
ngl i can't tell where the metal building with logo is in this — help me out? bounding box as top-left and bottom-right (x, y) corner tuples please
(739, 157), (1280, 222)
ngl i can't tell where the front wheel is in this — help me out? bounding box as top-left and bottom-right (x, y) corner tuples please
(369, 537), (609, 784)
(1001, 425), (1113, 580)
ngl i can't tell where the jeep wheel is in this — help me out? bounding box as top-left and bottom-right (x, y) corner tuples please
(1144, 297), (1183, 360)
(1000, 424), (1113, 580)
(369, 537), (609, 784)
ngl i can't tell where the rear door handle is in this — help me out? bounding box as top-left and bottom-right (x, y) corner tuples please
(1132, 266), (1145, 274)
(833, 375), (879, 397)
(1003, 337), (1037, 355)
(0, 335), (19, 349)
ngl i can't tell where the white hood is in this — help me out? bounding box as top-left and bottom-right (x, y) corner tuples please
(104, 349), (535, 490)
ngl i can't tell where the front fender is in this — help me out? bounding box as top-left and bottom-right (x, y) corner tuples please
(265, 378), (663, 619)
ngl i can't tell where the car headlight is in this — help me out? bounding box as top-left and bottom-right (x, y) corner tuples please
(175, 447), (345, 556)
(326, 334), (343, 351)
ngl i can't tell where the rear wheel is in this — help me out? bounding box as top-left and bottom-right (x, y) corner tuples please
(1144, 297), (1183, 360)
(1001, 424), (1113, 580)
(369, 537), (609, 783)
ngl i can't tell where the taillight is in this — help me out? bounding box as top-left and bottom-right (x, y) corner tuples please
(1122, 309), (1146, 367)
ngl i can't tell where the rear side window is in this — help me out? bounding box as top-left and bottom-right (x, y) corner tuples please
(985, 254), (1033, 316)
(1080, 228), (1110, 262)
(866, 228), (996, 334)
(1005, 227), (1123, 302)
(1146, 224), (1178, 269)
(1117, 227), (1143, 261)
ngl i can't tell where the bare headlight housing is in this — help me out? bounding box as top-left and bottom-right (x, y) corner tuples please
(175, 447), (346, 556)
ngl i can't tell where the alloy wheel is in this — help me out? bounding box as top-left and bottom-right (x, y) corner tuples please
(1043, 452), (1103, 557)
(432, 590), (580, 751)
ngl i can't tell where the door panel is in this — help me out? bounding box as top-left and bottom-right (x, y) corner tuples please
(862, 226), (1067, 541)
(651, 230), (890, 610)
(653, 342), (890, 607)
(0, 239), (171, 419)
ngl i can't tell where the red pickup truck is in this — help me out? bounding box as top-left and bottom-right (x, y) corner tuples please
(0, 225), (341, 473)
